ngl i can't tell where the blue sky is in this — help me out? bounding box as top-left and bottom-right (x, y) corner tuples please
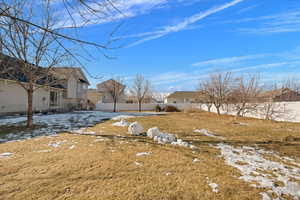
(59, 0), (300, 92)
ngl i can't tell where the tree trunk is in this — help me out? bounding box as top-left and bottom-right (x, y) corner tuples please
(27, 86), (34, 128)
(113, 100), (117, 112)
(138, 101), (142, 112)
(207, 105), (211, 112)
(237, 109), (241, 117)
(216, 106), (221, 115)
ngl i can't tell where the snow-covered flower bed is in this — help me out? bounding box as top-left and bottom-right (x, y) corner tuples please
(0, 111), (154, 143)
(217, 144), (300, 199)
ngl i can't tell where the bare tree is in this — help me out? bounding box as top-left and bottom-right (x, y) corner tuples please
(198, 83), (213, 112)
(258, 102), (295, 121)
(229, 74), (262, 117)
(0, 0), (68, 127)
(130, 74), (151, 112)
(201, 72), (232, 115)
(103, 78), (125, 112)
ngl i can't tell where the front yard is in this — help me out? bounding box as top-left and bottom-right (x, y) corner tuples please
(0, 111), (300, 200)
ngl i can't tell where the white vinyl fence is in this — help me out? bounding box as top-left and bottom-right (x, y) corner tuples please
(96, 103), (202, 112)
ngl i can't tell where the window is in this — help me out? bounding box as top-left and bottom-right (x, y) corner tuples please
(50, 91), (59, 106)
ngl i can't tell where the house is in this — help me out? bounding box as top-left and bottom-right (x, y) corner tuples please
(0, 54), (89, 115)
(259, 88), (300, 102)
(165, 91), (204, 103)
(87, 89), (103, 105)
(89, 79), (126, 103)
(51, 67), (90, 110)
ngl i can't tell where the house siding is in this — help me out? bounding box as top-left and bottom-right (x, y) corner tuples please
(0, 79), (65, 115)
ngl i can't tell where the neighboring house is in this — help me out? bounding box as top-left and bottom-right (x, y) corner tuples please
(51, 67), (90, 110)
(87, 89), (103, 105)
(95, 79), (126, 103)
(0, 54), (90, 115)
(165, 91), (204, 103)
(259, 88), (300, 102)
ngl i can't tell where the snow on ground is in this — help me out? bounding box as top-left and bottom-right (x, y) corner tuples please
(147, 127), (197, 149)
(48, 140), (67, 148)
(217, 144), (300, 199)
(35, 150), (52, 153)
(136, 152), (151, 156)
(0, 152), (13, 158)
(71, 128), (96, 135)
(206, 177), (219, 193)
(112, 119), (129, 127)
(134, 161), (143, 167)
(208, 183), (219, 193)
(111, 115), (136, 121)
(0, 111), (155, 143)
(194, 129), (225, 140)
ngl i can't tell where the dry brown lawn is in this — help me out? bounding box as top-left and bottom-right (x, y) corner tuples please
(0, 111), (300, 200)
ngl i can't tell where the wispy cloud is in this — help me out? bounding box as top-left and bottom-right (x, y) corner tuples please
(230, 60), (300, 73)
(229, 9), (300, 34)
(57, 0), (169, 28)
(236, 5), (258, 14)
(192, 54), (267, 67)
(126, 0), (245, 47)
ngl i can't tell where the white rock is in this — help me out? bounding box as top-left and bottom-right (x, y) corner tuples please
(128, 122), (144, 135)
(147, 127), (161, 138)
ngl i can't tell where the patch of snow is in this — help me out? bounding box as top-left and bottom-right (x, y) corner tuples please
(94, 138), (107, 142)
(217, 144), (300, 199)
(193, 158), (200, 163)
(128, 122), (144, 135)
(147, 127), (197, 149)
(260, 192), (271, 200)
(147, 127), (161, 139)
(112, 115), (136, 121)
(194, 129), (225, 140)
(0, 111), (155, 143)
(69, 145), (75, 149)
(165, 172), (172, 176)
(48, 140), (67, 148)
(154, 133), (177, 144)
(71, 128), (96, 135)
(136, 152), (151, 157)
(112, 119), (129, 127)
(0, 152), (13, 158)
(208, 183), (219, 193)
(134, 161), (143, 166)
(35, 150), (51, 153)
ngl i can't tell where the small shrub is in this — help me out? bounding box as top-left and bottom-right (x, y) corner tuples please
(164, 105), (180, 112)
(155, 105), (162, 112)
